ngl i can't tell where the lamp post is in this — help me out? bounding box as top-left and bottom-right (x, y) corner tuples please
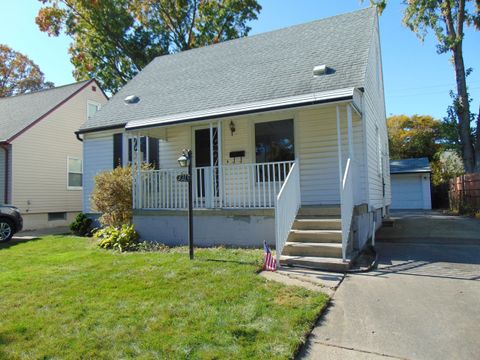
(178, 149), (193, 259)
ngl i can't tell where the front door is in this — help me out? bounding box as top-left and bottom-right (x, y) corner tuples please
(194, 127), (219, 206)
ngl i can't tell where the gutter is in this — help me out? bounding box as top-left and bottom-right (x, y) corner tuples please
(76, 124), (125, 136)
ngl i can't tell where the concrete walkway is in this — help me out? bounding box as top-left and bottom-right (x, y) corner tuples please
(13, 226), (70, 239)
(298, 213), (480, 360)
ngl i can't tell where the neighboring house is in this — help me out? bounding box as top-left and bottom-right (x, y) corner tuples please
(390, 158), (431, 210)
(0, 80), (108, 230)
(78, 8), (390, 271)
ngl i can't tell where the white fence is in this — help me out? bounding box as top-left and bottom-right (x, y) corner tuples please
(135, 160), (295, 210)
(274, 162), (301, 266)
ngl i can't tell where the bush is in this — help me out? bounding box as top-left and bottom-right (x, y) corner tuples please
(94, 224), (139, 252)
(70, 213), (93, 236)
(91, 166), (133, 227)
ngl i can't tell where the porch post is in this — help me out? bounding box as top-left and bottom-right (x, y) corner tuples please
(336, 106), (343, 181)
(347, 104), (353, 160)
(136, 134), (141, 209)
(217, 119), (223, 208)
(209, 122), (214, 208)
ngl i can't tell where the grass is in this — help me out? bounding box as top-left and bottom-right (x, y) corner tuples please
(0, 236), (328, 359)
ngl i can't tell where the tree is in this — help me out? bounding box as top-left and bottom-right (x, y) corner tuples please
(36, 0), (261, 93)
(387, 114), (443, 160)
(0, 44), (54, 97)
(366, 1), (480, 173)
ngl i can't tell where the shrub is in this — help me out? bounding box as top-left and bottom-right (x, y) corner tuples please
(94, 224), (139, 252)
(91, 166), (133, 227)
(70, 213), (93, 236)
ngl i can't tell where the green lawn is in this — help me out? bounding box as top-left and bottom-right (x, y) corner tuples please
(0, 235), (328, 359)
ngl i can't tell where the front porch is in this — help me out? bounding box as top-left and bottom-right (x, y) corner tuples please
(128, 102), (363, 267)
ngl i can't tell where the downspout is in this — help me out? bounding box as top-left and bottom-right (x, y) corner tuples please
(75, 131), (83, 142)
(0, 143), (10, 204)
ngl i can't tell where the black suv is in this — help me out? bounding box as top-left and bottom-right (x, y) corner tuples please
(0, 205), (23, 242)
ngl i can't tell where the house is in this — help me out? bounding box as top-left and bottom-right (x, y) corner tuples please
(390, 158), (431, 210)
(77, 8), (390, 271)
(0, 80), (108, 230)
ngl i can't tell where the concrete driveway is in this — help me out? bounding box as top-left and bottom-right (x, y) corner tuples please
(299, 212), (480, 360)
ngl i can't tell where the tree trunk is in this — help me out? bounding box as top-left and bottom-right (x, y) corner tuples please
(452, 44), (475, 173)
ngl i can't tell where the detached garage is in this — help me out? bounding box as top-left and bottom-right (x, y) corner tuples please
(390, 158), (432, 210)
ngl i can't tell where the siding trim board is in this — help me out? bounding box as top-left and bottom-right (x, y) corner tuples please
(0, 144), (9, 203)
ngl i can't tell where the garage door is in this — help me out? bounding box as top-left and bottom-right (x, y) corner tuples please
(391, 174), (424, 209)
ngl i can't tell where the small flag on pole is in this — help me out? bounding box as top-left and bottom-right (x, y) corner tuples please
(263, 241), (277, 271)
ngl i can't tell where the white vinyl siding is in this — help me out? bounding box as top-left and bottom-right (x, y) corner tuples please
(83, 136), (113, 213)
(363, 16), (390, 210)
(10, 84), (107, 215)
(296, 106), (365, 205)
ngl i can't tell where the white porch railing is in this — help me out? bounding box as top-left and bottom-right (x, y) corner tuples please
(274, 161), (301, 267)
(135, 160), (295, 210)
(340, 158), (354, 261)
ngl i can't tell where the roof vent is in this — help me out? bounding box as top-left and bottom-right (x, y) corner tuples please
(124, 95), (140, 104)
(313, 65), (328, 76)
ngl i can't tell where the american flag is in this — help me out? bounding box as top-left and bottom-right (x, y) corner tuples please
(263, 241), (277, 271)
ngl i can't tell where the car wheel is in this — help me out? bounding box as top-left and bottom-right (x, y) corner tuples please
(0, 219), (14, 242)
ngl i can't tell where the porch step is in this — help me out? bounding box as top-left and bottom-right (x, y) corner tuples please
(282, 242), (342, 258)
(292, 218), (342, 231)
(298, 205), (341, 217)
(280, 255), (350, 272)
(288, 230), (342, 243)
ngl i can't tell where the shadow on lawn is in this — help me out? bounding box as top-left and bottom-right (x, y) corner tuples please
(0, 333), (10, 358)
(0, 237), (42, 251)
(201, 258), (259, 266)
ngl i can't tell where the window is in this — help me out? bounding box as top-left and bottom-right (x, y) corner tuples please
(255, 119), (294, 181)
(255, 119), (294, 163)
(87, 101), (101, 118)
(48, 212), (66, 221)
(67, 157), (83, 189)
(127, 136), (159, 169)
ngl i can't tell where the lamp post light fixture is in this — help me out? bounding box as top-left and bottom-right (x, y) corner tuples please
(177, 149), (194, 259)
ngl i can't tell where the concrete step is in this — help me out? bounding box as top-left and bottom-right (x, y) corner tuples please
(282, 242), (343, 258)
(298, 205), (341, 217)
(292, 218), (342, 230)
(280, 255), (350, 272)
(288, 230), (342, 243)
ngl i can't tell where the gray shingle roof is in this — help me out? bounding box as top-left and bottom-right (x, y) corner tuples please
(0, 80), (91, 142)
(390, 158), (431, 174)
(80, 7), (377, 133)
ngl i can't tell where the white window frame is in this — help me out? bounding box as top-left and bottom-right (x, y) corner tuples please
(87, 100), (102, 118)
(67, 156), (83, 190)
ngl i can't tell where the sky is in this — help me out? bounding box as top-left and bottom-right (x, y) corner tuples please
(1, 0), (479, 120)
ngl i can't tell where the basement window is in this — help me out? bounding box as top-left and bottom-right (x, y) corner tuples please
(48, 212), (67, 221)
